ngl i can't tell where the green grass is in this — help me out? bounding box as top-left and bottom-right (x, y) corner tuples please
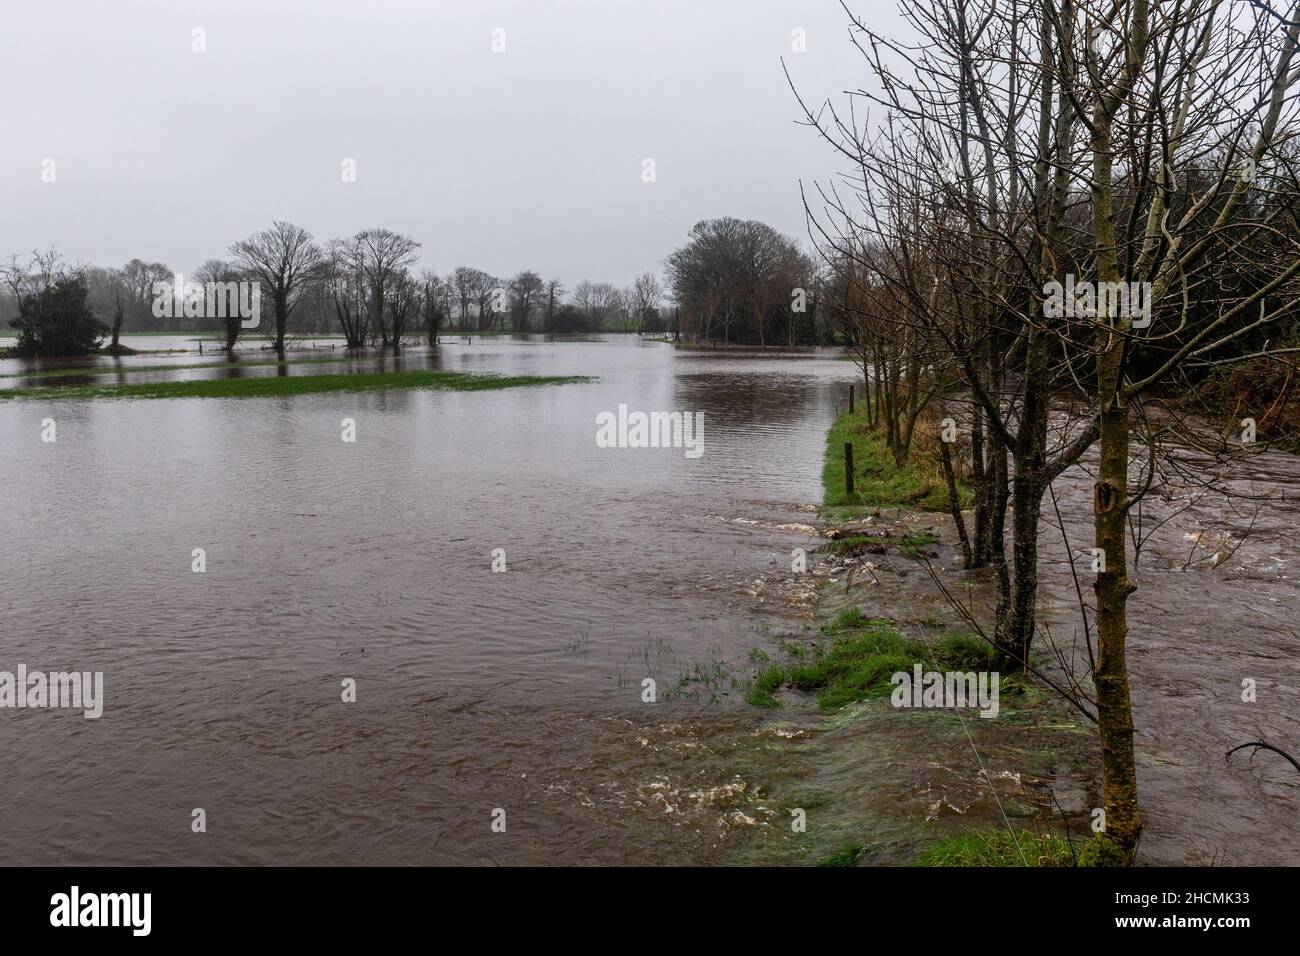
(824, 406), (968, 513)
(0, 369), (593, 401)
(914, 829), (1075, 867)
(0, 355), (352, 379)
(746, 612), (1004, 710)
(827, 606), (870, 632)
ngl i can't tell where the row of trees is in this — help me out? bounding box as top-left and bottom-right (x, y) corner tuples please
(2, 228), (673, 356)
(1, 249), (108, 356)
(186, 224), (674, 354)
(1, 251), (173, 355)
(7, 212), (852, 356)
(803, 0), (1300, 862)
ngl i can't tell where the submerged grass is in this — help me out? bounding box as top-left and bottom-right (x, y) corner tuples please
(0, 369), (593, 401)
(816, 843), (872, 867)
(823, 405), (969, 514)
(824, 530), (937, 557)
(914, 829), (1076, 867)
(0, 355), (351, 379)
(746, 608), (1004, 710)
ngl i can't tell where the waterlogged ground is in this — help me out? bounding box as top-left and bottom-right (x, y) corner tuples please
(0, 334), (1295, 865)
(0, 335), (863, 864)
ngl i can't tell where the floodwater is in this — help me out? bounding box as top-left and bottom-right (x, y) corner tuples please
(0, 335), (856, 864)
(1, 334), (1295, 865)
(1041, 422), (1300, 865)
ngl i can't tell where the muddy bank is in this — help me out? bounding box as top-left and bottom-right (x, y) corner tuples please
(735, 423), (1300, 865)
(719, 508), (1098, 865)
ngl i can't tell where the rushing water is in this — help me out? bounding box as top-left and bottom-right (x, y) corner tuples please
(1, 334), (1296, 865)
(0, 335), (855, 864)
(1040, 423), (1300, 865)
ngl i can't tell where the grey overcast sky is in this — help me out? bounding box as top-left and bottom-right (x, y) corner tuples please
(0, 0), (897, 288)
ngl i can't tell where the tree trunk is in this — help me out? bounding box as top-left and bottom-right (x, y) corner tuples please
(939, 432), (974, 568)
(1093, 378), (1141, 859)
(1090, 63), (1142, 856)
(274, 290), (289, 358)
(1004, 329), (1051, 661)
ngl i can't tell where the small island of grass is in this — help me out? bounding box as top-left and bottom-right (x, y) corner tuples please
(0, 369), (594, 401)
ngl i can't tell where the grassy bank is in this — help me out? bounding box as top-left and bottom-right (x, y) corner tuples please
(746, 608), (1085, 867)
(0, 369), (593, 401)
(823, 405), (967, 513)
(915, 829), (1076, 866)
(747, 607), (1003, 710)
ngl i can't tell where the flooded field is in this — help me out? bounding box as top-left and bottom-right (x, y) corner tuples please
(0, 335), (855, 864)
(1, 335), (1295, 864)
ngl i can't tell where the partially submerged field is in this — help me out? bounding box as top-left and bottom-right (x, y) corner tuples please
(0, 368), (593, 401)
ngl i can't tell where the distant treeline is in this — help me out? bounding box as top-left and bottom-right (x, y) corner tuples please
(2, 214), (851, 356)
(0, 225), (679, 357)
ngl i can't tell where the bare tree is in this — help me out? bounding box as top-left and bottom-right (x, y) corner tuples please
(386, 268), (418, 349)
(351, 228), (420, 352)
(1060, 0), (1300, 860)
(666, 218), (806, 344)
(451, 266), (481, 331)
(323, 238), (370, 348)
(230, 221), (323, 357)
(193, 258), (246, 351)
(631, 272), (663, 333)
(473, 271), (502, 331)
(119, 258), (171, 329)
(796, 0), (1300, 864)
(572, 280), (621, 328)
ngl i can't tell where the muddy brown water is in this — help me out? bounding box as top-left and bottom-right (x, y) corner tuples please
(0, 336), (853, 864)
(0, 335), (1295, 864)
(1039, 425), (1300, 865)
